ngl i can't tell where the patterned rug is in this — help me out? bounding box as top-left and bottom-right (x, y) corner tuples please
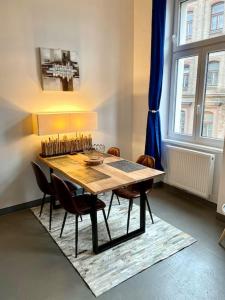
(31, 193), (196, 297)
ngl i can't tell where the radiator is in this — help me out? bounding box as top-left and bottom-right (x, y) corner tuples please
(166, 145), (215, 199)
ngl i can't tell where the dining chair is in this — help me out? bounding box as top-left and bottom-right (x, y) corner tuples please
(31, 161), (78, 230)
(51, 173), (112, 257)
(107, 147), (120, 157)
(107, 155), (155, 234)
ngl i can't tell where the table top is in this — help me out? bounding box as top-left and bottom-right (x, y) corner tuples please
(38, 152), (164, 195)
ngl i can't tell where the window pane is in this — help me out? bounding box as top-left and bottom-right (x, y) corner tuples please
(207, 61), (219, 86)
(174, 56), (198, 135)
(218, 14), (224, 29)
(202, 51), (225, 139)
(186, 11), (193, 39)
(179, 0), (225, 46)
(212, 2), (224, 14)
(211, 16), (217, 31)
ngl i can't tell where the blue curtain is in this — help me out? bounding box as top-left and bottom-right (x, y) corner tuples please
(145, 0), (167, 170)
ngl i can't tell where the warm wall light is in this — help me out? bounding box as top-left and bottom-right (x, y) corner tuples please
(32, 111), (98, 157)
(33, 111), (97, 135)
(69, 112), (97, 132)
(32, 113), (70, 135)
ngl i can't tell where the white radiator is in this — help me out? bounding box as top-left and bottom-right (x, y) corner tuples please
(166, 145), (215, 199)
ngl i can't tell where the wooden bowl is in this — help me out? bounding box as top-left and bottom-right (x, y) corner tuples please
(84, 156), (104, 166)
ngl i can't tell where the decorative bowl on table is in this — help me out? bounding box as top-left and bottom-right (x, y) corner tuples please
(84, 156), (104, 166)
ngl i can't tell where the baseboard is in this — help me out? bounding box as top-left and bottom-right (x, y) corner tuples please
(162, 183), (217, 209)
(0, 197), (50, 217)
(216, 212), (225, 223)
(0, 187), (84, 217)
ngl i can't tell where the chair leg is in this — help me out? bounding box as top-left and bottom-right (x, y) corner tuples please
(75, 215), (79, 258)
(49, 197), (53, 231)
(60, 211), (68, 238)
(102, 209), (112, 241)
(219, 229), (225, 244)
(130, 199), (133, 211)
(116, 194), (120, 205)
(39, 193), (46, 217)
(107, 192), (115, 219)
(80, 215), (83, 221)
(127, 200), (133, 234)
(146, 197), (154, 224)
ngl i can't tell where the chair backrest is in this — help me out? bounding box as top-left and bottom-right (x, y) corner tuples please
(132, 155), (155, 192)
(136, 155), (155, 169)
(107, 147), (120, 157)
(51, 173), (79, 214)
(31, 161), (51, 195)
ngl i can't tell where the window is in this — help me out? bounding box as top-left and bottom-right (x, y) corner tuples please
(180, 110), (186, 133)
(174, 56), (198, 136)
(179, 0), (225, 45)
(202, 112), (214, 137)
(186, 10), (193, 39)
(183, 64), (190, 89)
(211, 2), (224, 32)
(207, 61), (219, 86)
(170, 0), (225, 147)
(202, 51), (225, 139)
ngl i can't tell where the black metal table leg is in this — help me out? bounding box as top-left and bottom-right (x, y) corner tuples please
(139, 185), (146, 230)
(91, 182), (146, 254)
(90, 194), (99, 254)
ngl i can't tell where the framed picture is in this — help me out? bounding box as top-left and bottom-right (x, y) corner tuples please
(40, 48), (80, 91)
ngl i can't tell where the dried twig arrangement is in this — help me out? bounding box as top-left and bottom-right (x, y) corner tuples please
(40, 134), (92, 157)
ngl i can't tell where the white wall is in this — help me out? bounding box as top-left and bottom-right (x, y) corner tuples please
(0, 0), (133, 209)
(132, 0), (152, 160)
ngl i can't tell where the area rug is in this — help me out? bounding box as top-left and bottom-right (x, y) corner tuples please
(31, 193), (196, 297)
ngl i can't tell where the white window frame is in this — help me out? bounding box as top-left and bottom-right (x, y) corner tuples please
(168, 0), (225, 148)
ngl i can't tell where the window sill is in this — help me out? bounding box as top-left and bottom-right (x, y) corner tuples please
(209, 30), (223, 35)
(163, 138), (223, 154)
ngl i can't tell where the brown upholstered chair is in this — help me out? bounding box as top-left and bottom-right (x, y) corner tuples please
(107, 155), (155, 234)
(31, 161), (78, 230)
(51, 173), (112, 257)
(107, 147), (120, 157)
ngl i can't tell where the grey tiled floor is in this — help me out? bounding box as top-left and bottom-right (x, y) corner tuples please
(0, 186), (224, 300)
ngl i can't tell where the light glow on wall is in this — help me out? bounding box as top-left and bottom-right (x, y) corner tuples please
(33, 111), (97, 135)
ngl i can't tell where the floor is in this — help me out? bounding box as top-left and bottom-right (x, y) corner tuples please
(0, 186), (224, 300)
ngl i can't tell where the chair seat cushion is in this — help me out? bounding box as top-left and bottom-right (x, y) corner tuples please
(73, 194), (106, 215)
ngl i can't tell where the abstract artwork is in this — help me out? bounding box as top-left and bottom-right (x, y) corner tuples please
(40, 48), (80, 91)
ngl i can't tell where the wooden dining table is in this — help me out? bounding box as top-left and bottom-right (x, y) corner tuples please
(38, 151), (164, 254)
